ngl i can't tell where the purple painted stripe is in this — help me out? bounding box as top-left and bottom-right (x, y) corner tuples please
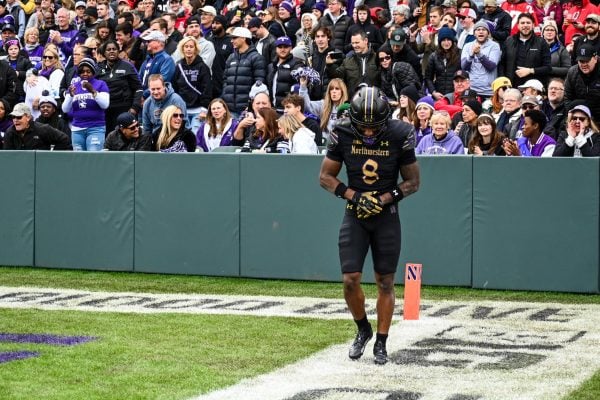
(0, 333), (97, 346)
(0, 351), (40, 363)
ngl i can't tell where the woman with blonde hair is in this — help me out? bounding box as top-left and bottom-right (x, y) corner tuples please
(277, 114), (318, 154)
(173, 36), (212, 133)
(416, 110), (464, 154)
(196, 98), (239, 152)
(298, 77), (348, 144)
(155, 105), (196, 152)
(38, 44), (64, 99)
(23, 27), (44, 67)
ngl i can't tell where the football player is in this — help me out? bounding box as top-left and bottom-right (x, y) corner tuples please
(319, 86), (420, 365)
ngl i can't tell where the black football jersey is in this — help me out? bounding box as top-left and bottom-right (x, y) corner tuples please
(326, 119), (417, 193)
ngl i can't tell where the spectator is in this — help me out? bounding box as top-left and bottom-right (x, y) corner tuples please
(517, 78), (544, 98)
(38, 45), (64, 99)
(162, 12), (184, 47)
(565, 43), (600, 124)
(59, 43), (86, 101)
(155, 104), (195, 152)
(542, 20), (571, 79)
(455, 98), (482, 147)
(249, 17), (276, 65)
(570, 14), (600, 65)
(138, 30), (175, 92)
(277, 114), (319, 154)
(35, 90), (70, 136)
(97, 39), (143, 134)
(115, 22), (136, 63)
(481, 0), (512, 45)
(62, 58), (109, 151)
(0, 98), (12, 146)
(281, 93), (322, 145)
(468, 113), (507, 156)
(142, 74), (186, 140)
(319, 0), (353, 52)
(531, 0), (563, 33)
(413, 95), (435, 145)
(387, 28), (422, 81)
(414, 6), (444, 74)
(378, 46), (420, 105)
(225, 0), (257, 29)
(326, 30), (380, 97)
(456, 8), (476, 50)
(199, 5), (216, 37)
(344, 5), (383, 54)
(24, 69), (50, 120)
(392, 85), (419, 123)
(50, 8), (79, 62)
(3, 102), (72, 150)
(426, 26), (461, 101)
(267, 36), (304, 111)
(307, 25), (334, 100)
(553, 104), (600, 156)
(5, 0), (25, 39)
(562, 0), (596, 46)
(172, 35), (212, 133)
(542, 77), (567, 140)
(207, 15), (232, 99)
(416, 110), (464, 154)
(196, 98), (239, 152)
(174, 15), (216, 68)
(105, 111), (153, 151)
(497, 87), (523, 138)
(434, 69), (473, 118)
(278, 1), (300, 46)
(5, 39), (32, 98)
(461, 20), (500, 99)
(222, 27), (267, 117)
(299, 77), (348, 144)
(22, 27), (44, 67)
(483, 76), (511, 118)
(296, 13), (318, 60)
(239, 107), (285, 153)
(501, 0), (538, 36)
(500, 13), (551, 88)
(258, 7), (286, 39)
(231, 90), (272, 147)
(81, 6), (99, 37)
(503, 109), (556, 156)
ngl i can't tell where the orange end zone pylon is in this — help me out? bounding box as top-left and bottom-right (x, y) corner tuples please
(403, 263), (422, 320)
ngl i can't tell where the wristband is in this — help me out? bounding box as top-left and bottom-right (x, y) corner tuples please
(387, 188), (404, 203)
(334, 182), (348, 198)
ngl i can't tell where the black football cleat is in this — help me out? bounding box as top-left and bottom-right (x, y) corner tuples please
(348, 328), (373, 360)
(373, 341), (388, 365)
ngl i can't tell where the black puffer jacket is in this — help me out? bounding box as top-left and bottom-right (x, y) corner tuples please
(425, 50), (461, 96)
(267, 54), (305, 109)
(222, 46), (267, 114)
(564, 64), (600, 124)
(172, 55), (212, 109)
(344, 16), (383, 54)
(97, 58), (143, 114)
(380, 62), (421, 101)
(319, 11), (353, 53)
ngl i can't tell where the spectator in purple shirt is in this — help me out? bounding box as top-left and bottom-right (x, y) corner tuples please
(61, 57), (110, 151)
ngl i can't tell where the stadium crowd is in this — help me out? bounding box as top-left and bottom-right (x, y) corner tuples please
(0, 0), (599, 156)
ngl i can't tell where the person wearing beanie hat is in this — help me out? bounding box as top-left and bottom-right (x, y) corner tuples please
(460, 18), (501, 98)
(454, 99), (482, 147)
(426, 27), (461, 101)
(416, 95), (435, 111)
(277, 1), (300, 47)
(481, 0), (511, 43)
(35, 90), (71, 137)
(392, 85), (420, 122)
(62, 56), (110, 151)
(541, 20), (571, 79)
(400, 85), (420, 104)
(414, 96), (435, 144)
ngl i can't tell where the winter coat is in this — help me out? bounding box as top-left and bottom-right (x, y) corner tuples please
(222, 46), (267, 113)
(564, 64), (600, 124)
(3, 121), (72, 150)
(0, 59), (20, 108)
(499, 32), (551, 87)
(319, 10), (353, 52)
(344, 17), (383, 54)
(425, 49), (461, 95)
(104, 128), (153, 151)
(326, 49), (381, 97)
(552, 129), (600, 157)
(547, 41), (572, 79)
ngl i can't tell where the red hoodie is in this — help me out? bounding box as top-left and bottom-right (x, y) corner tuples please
(562, 0), (598, 45)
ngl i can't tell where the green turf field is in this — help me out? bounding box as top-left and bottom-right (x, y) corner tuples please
(0, 267), (599, 400)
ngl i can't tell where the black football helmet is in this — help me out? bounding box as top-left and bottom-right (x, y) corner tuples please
(349, 86), (390, 144)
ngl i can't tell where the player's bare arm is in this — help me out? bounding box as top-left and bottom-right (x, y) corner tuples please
(319, 157), (357, 201)
(379, 162), (420, 205)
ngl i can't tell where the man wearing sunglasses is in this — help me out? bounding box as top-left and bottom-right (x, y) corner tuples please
(319, 86), (420, 365)
(105, 111), (153, 151)
(3, 103), (71, 150)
